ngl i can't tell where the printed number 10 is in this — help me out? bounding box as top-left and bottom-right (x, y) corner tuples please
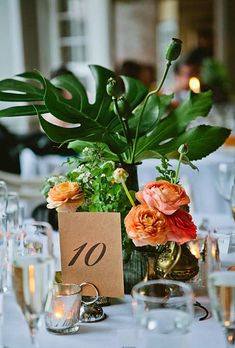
(68, 242), (106, 267)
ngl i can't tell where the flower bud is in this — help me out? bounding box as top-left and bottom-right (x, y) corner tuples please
(178, 143), (188, 155)
(113, 168), (129, 183)
(106, 77), (122, 98)
(165, 38), (182, 62)
(114, 96), (131, 119)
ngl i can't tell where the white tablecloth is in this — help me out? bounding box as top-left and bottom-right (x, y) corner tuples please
(3, 213), (235, 348)
(2, 293), (227, 348)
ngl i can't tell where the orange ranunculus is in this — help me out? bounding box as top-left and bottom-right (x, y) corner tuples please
(166, 209), (197, 244)
(124, 204), (169, 247)
(47, 182), (84, 210)
(136, 180), (190, 215)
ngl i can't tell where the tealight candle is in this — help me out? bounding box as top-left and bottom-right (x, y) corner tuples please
(45, 283), (81, 334)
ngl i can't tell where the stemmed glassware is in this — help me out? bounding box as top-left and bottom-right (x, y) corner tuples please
(5, 192), (20, 291)
(207, 229), (235, 347)
(12, 221), (54, 347)
(6, 192), (20, 235)
(0, 181), (7, 218)
(208, 271), (235, 346)
(231, 183), (235, 222)
(0, 213), (8, 348)
(216, 163), (235, 214)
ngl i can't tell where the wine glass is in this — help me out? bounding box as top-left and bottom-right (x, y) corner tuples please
(208, 271), (235, 346)
(0, 213), (9, 348)
(0, 181), (7, 218)
(6, 192), (20, 235)
(216, 163), (235, 210)
(12, 221), (54, 347)
(131, 280), (194, 347)
(231, 183), (235, 222)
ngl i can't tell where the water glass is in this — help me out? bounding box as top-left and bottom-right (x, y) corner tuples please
(132, 280), (194, 348)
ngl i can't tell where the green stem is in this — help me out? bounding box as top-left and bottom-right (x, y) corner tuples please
(130, 61), (172, 163)
(114, 99), (132, 160)
(121, 180), (135, 207)
(174, 152), (183, 184)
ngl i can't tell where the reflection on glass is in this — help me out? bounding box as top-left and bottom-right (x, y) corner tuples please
(132, 280), (194, 347)
(6, 192), (19, 234)
(231, 184), (235, 222)
(0, 181), (7, 218)
(12, 221), (54, 348)
(216, 163), (235, 202)
(208, 271), (235, 347)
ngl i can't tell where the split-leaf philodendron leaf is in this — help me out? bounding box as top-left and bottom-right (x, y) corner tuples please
(0, 65), (231, 164)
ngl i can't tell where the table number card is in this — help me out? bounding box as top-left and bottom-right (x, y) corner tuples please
(58, 212), (124, 297)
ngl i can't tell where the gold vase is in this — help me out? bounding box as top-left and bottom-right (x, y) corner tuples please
(144, 242), (199, 282)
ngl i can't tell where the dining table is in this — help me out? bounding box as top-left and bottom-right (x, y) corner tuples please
(3, 213), (235, 348)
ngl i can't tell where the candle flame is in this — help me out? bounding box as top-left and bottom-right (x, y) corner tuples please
(189, 77), (200, 93)
(53, 300), (65, 319)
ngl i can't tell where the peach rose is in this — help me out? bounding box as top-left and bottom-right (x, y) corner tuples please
(124, 204), (169, 247)
(47, 182), (84, 210)
(136, 180), (190, 215)
(166, 210), (197, 244)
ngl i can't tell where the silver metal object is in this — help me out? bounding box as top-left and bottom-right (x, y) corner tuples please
(79, 303), (107, 322)
(79, 282), (107, 323)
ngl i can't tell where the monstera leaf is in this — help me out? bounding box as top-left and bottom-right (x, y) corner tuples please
(0, 65), (231, 164)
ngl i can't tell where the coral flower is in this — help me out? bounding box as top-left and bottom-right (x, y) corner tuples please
(136, 180), (190, 215)
(47, 182), (84, 210)
(166, 209), (197, 244)
(124, 204), (169, 247)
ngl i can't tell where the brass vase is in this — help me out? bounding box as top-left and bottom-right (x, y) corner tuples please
(144, 242), (199, 282)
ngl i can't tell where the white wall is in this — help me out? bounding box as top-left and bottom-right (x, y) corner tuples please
(0, 0), (29, 134)
(0, 0), (24, 79)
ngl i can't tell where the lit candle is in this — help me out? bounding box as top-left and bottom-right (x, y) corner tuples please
(189, 77), (201, 93)
(52, 298), (65, 319)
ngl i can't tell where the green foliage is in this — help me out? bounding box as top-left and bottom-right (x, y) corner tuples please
(42, 146), (133, 255)
(0, 65), (231, 165)
(155, 158), (176, 183)
(201, 58), (230, 88)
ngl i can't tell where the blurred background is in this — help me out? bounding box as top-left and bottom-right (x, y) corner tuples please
(0, 0), (235, 135)
(0, 0), (234, 219)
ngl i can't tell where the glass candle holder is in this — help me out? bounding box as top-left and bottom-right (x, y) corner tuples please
(45, 283), (81, 334)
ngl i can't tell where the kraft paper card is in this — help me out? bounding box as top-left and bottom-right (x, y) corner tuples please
(58, 212), (124, 297)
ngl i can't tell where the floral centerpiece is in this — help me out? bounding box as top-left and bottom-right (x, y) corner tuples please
(0, 38), (231, 292)
(113, 144), (199, 286)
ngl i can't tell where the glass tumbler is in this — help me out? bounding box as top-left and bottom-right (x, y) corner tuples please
(132, 279), (194, 348)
